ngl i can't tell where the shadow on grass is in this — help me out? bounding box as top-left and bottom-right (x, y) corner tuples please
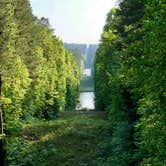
(15, 113), (111, 166)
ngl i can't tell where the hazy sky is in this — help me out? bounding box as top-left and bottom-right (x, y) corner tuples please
(30, 0), (117, 44)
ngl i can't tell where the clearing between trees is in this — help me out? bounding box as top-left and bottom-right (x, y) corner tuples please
(13, 111), (111, 166)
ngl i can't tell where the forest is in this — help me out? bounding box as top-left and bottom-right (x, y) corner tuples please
(0, 0), (80, 165)
(0, 0), (165, 166)
(95, 0), (165, 165)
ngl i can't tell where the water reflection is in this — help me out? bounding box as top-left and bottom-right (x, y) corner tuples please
(76, 92), (95, 110)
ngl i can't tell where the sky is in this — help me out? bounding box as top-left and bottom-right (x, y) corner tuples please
(30, 0), (117, 44)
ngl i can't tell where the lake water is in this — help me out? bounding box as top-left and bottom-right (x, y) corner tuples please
(76, 92), (95, 110)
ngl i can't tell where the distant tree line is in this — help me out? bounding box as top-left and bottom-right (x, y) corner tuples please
(94, 0), (165, 165)
(64, 43), (98, 69)
(0, 0), (79, 164)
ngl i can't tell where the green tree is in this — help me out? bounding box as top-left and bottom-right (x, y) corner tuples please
(65, 50), (79, 111)
(0, 0), (30, 164)
(134, 0), (166, 165)
(0, 0), (80, 164)
(95, 0), (165, 165)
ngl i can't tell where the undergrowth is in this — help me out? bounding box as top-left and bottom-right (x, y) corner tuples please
(7, 112), (111, 166)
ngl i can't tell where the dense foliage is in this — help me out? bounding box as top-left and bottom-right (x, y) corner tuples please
(94, 0), (166, 165)
(0, 0), (79, 164)
(66, 48), (84, 79)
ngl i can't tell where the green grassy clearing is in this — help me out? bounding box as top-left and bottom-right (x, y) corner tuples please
(12, 112), (111, 166)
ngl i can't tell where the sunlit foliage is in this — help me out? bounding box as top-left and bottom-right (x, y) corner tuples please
(0, 0), (79, 164)
(94, 0), (166, 165)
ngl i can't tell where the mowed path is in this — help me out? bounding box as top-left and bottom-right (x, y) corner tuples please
(22, 111), (111, 166)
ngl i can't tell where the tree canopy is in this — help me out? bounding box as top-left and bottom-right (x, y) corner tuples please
(0, 0), (79, 164)
(94, 0), (166, 165)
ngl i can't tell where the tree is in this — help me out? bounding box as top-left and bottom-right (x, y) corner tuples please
(0, 0), (30, 164)
(95, 0), (165, 165)
(0, 0), (80, 164)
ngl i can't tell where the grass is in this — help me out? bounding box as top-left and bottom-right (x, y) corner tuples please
(10, 112), (111, 166)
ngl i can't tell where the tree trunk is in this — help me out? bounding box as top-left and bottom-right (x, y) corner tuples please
(0, 74), (5, 165)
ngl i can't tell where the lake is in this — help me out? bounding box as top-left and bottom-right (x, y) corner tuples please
(76, 92), (95, 110)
